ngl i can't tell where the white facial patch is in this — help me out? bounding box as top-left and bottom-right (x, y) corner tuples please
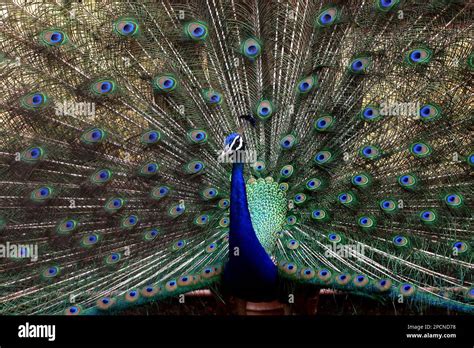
(229, 136), (243, 151)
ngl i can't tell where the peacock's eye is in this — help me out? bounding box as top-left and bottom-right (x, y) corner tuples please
(121, 215), (139, 229)
(202, 89), (223, 105)
(187, 129), (208, 144)
(81, 128), (106, 145)
(444, 193), (463, 208)
(141, 130), (161, 145)
(297, 75), (317, 94)
(349, 56), (371, 74)
(153, 75), (178, 93)
(114, 18), (139, 37)
(90, 169), (112, 185)
(315, 7), (341, 27)
(184, 21), (208, 40)
(360, 106), (381, 121)
(357, 215), (375, 229)
(418, 103), (441, 121)
(359, 145), (381, 159)
(21, 146), (45, 162)
(42, 266), (59, 278)
(104, 197), (125, 213)
(314, 150), (333, 164)
(39, 29), (68, 46)
(255, 99), (274, 120)
(399, 283), (416, 296)
(139, 162), (159, 177)
(279, 134), (297, 150)
(201, 187), (218, 200)
(20, 92), (48, 110)
(30, 186), (53, 203)
(314, 115), (334, 131)
(81, 233), (100, 247)
(241, 37), (262, 59)
(375, 0), (400, 12)
(409, 142), (432, 158)
(280, 165), (294, 179)
(143, 228), (159, 242)
(393, 235), (408, 247)
(406, 47), (432, 65)
(420, 210), (436, 224)
(91, 79), (116, 96)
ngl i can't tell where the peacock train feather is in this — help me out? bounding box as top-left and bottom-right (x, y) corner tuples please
(0, 0), (472, 315)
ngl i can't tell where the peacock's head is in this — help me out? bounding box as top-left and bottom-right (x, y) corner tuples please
(222, 132), (245, 155)
(219, 132), (249, 163)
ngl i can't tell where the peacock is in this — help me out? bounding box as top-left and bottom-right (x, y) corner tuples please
(0, 0), (473, 316)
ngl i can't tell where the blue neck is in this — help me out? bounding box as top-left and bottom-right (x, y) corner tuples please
(222, 162), (278, 301)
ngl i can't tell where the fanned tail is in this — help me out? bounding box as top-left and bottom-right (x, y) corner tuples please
(0, 0), (472, 314)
